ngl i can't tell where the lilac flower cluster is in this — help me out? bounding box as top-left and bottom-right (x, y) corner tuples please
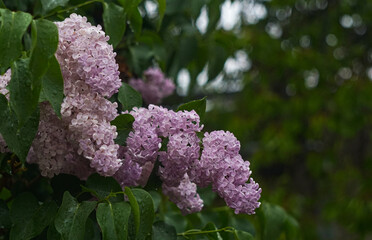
(0, 14), (123, 178)
(113, 105), (261, 215)
(129, 67), (175, 104)
(114, 105), (202, 188)
(190, 131), (262, 214)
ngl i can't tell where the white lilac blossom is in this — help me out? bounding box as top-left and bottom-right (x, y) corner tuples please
(129, 67), (175, 104)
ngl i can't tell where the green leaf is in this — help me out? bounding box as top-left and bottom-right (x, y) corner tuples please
(41, 0), (69, 13)
(177, 97), (207, 122)
(128, 44), (154, 75)
(285, 215), (300, 240)
(118, 83), (142, 111)
(9, 193), (58, 240)
(111, 113), (134, 145)
(96, 202), (131, 240)
(124, 187), (140, 236)
(85, 173), (123, 202)
(0, 0), (5, 8)
(29, 19), (59, 81)
(202, 222), (223, 240)
(103, 2), (127, 48)
(152, 221), (177, 240)
(0, 199), (11, 229)
(9, 58), (40, 127)
(0, 9), (32, 74)
(234, 230), (254, 240)
(118, 0), (143, 38)
(0, 94), (40, 162)
(84, 217), (101, 240)
(41, 55), (64, 117)
(54, 192), (96, 240)
(148, 190), (161, 212)
(208, 44), (228, 81)
(156, 0), (166, 31)
(118, 0), (142, 9)
(206, 0), (221, 34)
(47, 223), (62, 240)
(132, 188), (155, 240)
(128, 7), (142, 38)
(258, 202), (299, 240)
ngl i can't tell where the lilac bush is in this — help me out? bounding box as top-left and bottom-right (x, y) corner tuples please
(0, 13), (261, 216)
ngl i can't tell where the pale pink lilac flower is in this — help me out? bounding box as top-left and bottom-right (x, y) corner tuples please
(25, 14), (123, 177)
(55, 13), (121, 97)
(27, 102), (94, 179)
(61, 80), (121, 176)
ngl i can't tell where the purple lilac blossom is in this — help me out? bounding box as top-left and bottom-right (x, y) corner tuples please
(113, 146), (142, 187)
(114, 105), (203, 190)
(129, 67), (175, 104)
(190, 131), (262, 214)
(158, 131), (200, 187)
(162, 174), (203, 215)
